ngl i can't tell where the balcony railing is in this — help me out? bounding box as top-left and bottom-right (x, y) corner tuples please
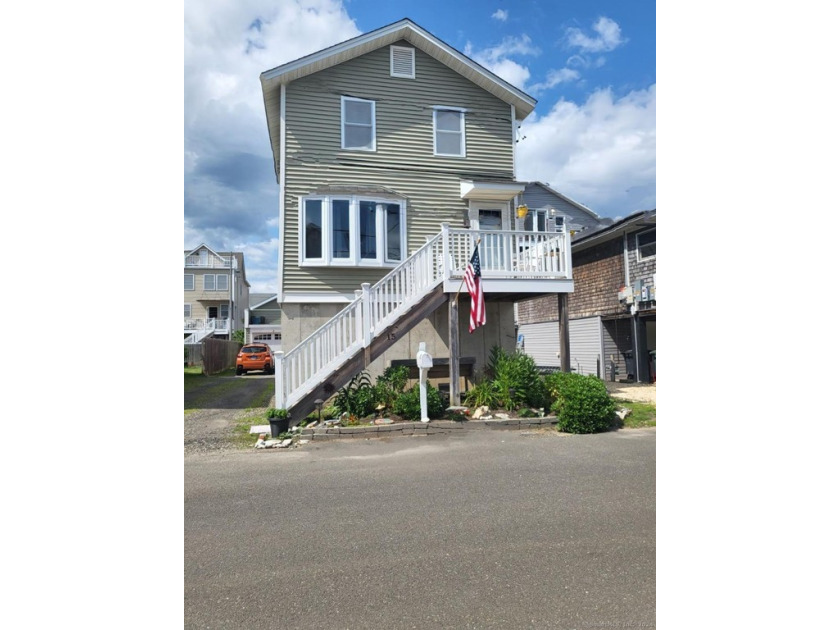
(183, 318), (230, 332)
(184, 255), (236, 269)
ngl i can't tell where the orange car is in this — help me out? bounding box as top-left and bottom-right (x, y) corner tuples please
(236, 343), (275, 375)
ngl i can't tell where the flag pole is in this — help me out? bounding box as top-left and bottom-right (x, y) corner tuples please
(455, 237), (481, 299)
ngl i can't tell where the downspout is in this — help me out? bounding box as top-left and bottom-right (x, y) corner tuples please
(624, 231), (640, 380)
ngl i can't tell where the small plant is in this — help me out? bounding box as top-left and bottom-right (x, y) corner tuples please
(392, 382), (446, 421)
(517, 407), (538, 418)
(335, 372), (377, 418)
(266, 408), (289, 419)
(550, 373), (615, 434)
(463, 379), (499, 408)
(374, 365), (410, 411)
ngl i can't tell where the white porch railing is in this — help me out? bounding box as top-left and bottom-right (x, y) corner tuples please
(444, 225), (572, 278)
(274, 223), (572, 411)
(183, 318), (230, 332)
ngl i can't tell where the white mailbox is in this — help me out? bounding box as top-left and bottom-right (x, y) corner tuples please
(416, 346), (433, 369)
(416, 342), (432, 423)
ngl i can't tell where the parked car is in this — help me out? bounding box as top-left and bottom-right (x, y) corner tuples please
(236, 343), (275, 375)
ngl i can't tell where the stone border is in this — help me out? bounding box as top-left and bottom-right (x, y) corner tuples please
(299, 416), (558, 440)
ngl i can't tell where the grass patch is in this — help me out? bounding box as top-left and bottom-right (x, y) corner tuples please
(613, 399), (656, 428)
(230, 380), (275, 448)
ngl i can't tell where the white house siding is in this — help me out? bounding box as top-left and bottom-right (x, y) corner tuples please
(280, 41), (517, 295)
(517, 321), (561, 368)
(569, 317), (602, 377)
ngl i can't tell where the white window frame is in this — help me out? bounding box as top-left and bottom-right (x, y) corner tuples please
(203, 274), (216, 291)
(433, 106), (466, 157)
(184, 304), (191, 318)
(341, 96), (376, 151)
(299, 195), (407, 268)
(636, 228), (656, 261)
(216, 274), (229, 291)
(219, 303), (230, 319)
(390, 45), (415, 78)
(524, 209), (548, 233)
(184, 274), (194, 291)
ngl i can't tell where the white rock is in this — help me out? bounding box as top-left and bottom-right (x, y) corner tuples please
(495, 412), (510, 419)
(280, 439), (293, 448)
(472, 405), (490, 419)
(615, 408), (631, 420)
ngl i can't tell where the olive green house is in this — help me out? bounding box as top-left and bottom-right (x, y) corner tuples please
(260, 19), (574, 421)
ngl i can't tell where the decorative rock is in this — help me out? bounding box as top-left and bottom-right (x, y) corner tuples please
(494, 412), (510, 419)
(480, 415), (493, 421)
(280, 439), (293, 448)
(615, 408), (631, 421)
(374, 418), (393, 425)
(472, 405), (490, 419)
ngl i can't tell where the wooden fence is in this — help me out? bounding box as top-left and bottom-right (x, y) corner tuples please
(184, 338), (242, 375)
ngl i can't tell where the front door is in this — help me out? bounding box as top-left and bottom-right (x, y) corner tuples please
(474, 204), (507, 271)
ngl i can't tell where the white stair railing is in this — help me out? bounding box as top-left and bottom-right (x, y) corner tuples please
(276, 233), (445, 410)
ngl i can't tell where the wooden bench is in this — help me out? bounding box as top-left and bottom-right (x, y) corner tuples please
(390, 357), (476, 392)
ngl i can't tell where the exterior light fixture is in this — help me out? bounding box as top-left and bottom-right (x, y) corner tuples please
(516, 204), (529, 219)
(314, 398), (324, 424)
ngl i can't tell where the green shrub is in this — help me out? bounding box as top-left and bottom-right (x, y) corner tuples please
(463, 379), (500, 409)
(335, 372), (378, 418)
(484, 346), (543, 411)
(266, 408), (289, 419)
(392, 382), (446, 421)
(549, 373), (616, 434)
(374, 365), (410, 411)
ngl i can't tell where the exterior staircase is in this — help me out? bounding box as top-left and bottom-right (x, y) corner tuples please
(275, 224), (573, 423)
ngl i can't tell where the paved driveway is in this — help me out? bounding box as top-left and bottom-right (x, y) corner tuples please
(185, 427), (655, 629)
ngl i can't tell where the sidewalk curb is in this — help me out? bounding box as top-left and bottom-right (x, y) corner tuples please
(298, 417), (558, 440)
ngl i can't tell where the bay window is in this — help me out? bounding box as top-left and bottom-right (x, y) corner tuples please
(300, 195), (406, 267)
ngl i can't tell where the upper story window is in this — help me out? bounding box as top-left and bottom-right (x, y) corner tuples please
(341, 96), (376, 151)
(390, 45), (415, 78)
(636, 228), (656, 260)
(203, 274), (229, 291)
(524, 210), (547, 232)
(433, 107), (466, 157)
(184, 274), (195, 291)
(300, 195), (406, 267)
(184, 304), (191, 318)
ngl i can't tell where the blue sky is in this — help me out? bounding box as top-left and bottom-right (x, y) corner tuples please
(184, 0), (656, 292)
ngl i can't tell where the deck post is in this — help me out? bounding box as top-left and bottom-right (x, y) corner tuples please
(448, 293), (461, 406)
(442, 223), (451, 280)
(274, 351), (285, 408)
(557, 293), (571, 372)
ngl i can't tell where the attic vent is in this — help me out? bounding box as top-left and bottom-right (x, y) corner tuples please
(390, 45), (415, 78)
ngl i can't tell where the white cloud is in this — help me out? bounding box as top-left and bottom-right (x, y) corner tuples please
(465, 35), (539, 90)
(492, 9), (508, 22)
(528, 68), (581, 94)
(516, 85), (656, 217)
(565, 16), (626, 53)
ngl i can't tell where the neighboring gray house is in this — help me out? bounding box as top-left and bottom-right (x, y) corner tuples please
(245, 293), (282, 351)
(259, 19), (576, 421)
(519, 181), (611, 235)
(516, 210), (656, 383)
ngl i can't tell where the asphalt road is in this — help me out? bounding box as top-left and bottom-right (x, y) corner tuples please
(185, 428), (655, 629)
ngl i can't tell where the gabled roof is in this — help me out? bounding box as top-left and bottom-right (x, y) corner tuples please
(249, 293), (278, 309)
(184, 243), (224, 262)
(526, 182), (604, 223)
(260, 18), (537, 120)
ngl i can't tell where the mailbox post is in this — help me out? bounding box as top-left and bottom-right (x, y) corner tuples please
(416, 342), (433, 423)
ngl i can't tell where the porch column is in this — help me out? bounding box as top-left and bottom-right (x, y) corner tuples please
(448, 294), (461, 406)
(557, 293), (571, 372)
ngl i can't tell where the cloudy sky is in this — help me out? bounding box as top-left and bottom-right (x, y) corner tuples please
(185, 0), (655, 293)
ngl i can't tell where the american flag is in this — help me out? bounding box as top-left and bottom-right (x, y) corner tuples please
(464, 244), (486, 333)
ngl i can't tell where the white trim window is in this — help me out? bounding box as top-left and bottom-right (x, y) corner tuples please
(203, 274), (229, 291)
(524, 209), (548, 233)
(341, 96), (376, 151)
(433, 107), (466, 157)
(219, 304), (230, 319)
(184, 274), (194, 291)
(390, 45), (415, 78)
(636, 228), (656, 260)
(184, 304), (191, 318)
(299, 195), (406, 267)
